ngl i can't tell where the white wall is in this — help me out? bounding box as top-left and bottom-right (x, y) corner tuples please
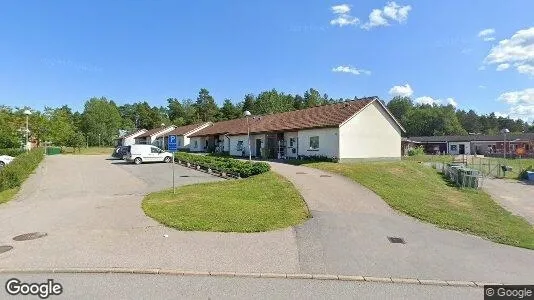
(189, 137), (205, 152)
(284, 132), (298, 158)
(339, 101), (401, 159)
(448, 142), (471, 155)
(297, 128), (339, 158)
(229, 135), (249, 157)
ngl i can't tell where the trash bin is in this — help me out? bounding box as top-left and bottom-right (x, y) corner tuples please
(46, 147), (61, 155)
(527, 171), (534, 181)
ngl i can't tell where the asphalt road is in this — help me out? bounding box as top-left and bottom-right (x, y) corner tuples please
(483, 178), (534, 225)
(0, 273), (482, 300)
(0, 155), (299, 273)
(269, 162), (534, 285)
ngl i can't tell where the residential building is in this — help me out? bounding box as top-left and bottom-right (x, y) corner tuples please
(408, 134), (534, 157)
(134, 126), (176, 148)
(116, 129), (147, 147)
(164, 122), (212, 150)
(189, 97), (405, 162)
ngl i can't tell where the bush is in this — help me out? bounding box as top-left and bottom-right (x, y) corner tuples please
(296, 155), (337, 162)
(518, 166), (533, 180)
(175, 152), (270, 178)
(0, 148), (45, 192)
(0, 148), (25, 157)
(408, 146), (426, 156)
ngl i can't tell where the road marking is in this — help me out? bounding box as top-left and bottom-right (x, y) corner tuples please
(0, 268), (494, 288)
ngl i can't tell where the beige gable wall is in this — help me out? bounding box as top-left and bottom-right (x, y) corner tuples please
(339, 101), (401, 159)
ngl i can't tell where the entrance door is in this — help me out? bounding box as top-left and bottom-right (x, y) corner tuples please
(255, 139), (262, 157)
(459, 144), (465, 155)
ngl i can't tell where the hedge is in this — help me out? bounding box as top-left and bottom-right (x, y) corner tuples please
(0, 148), (25, 157)
(175, 152), (270, 178)
(0, 148), (45, 192)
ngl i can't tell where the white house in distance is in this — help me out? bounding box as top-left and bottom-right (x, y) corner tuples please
(188, 97), (405, 162)
(134, 126), (176, 148)
(116, 129), (147, 146)
(164, 122), (212, 150)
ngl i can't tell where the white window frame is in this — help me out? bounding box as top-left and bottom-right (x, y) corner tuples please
(236, 140), (244, 151)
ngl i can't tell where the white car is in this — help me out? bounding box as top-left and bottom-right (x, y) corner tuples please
(0, 155), (15, 168)
(124, 144), (173, 165)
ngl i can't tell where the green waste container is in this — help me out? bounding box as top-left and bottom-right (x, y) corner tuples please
(46, 147), (62, 155)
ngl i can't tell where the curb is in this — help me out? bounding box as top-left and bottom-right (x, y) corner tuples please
(0, 268), (499, 288)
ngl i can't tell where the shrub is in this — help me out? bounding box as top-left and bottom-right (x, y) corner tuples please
(296, 155), (337, 162)
(518, 166), (533, 180)
(175, 152), (270, 178)
(0, 148), (45, 192)
(408, 146), (426, 156)
(0, 148), (25, 157)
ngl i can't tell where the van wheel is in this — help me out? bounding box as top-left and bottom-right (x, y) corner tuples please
(164, 156), (172, 163)
(134, 157), (142, 165)
(0, 162), (5, 168)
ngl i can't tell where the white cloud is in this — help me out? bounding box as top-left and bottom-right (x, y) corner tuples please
(332, 4), (351, 14)
(496, 63), (510, 71)
(484, 27), (534, 76)
(478, 85), (487, 89)
(483, 37), (496, 42)
(389, 84), (413, 97)
(415, 96), (440, 106)
(361, 1), (412, 30)
(517, 64), (534, 75)
(498, 88), (534, 105)
(498, 88), (534, 122)
(478, 28), (495, 37)
(330, 15), (359, 27)
(446, 98), (458, 107)
(330, 4), (359, 27)
(509, 105), (534, 121)
(332, 66), (371, 75)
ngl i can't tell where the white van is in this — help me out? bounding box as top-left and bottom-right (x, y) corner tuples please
(124, 144), (173, 165)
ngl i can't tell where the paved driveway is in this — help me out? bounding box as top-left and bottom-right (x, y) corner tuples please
(0, 155), (299, 273)
(483, 178), (534, 225)
(268, 162), (534, 284)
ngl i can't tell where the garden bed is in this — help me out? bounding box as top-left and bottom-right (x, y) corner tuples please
(174, 152), (270, 179)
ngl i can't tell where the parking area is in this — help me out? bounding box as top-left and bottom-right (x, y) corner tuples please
(0, 155), (300, 273)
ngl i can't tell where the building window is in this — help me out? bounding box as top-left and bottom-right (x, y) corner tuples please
(177, 139), (181, 146)
(309, 136), (319, 150)
(236, 141), (244, 151)
(194, 140), (198, 148)
(450, 145), (458, 151)
(289, 138), (296, 147)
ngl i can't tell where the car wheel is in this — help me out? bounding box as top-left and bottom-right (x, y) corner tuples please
(164, 156), (172, 163)
(0, 161), (4, 168)
(134, 157), (142, 165)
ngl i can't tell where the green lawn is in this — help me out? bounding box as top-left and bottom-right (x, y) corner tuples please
(142, 172), (310, 232)
(0, 188), (19, 205)
(61, 147), (115, 155)
(307, 161), (534, 249)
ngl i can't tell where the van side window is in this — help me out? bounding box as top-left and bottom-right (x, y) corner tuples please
(151, 147), (160, 153)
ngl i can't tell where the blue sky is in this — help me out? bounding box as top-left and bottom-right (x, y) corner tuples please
(0, 0), (533, 121)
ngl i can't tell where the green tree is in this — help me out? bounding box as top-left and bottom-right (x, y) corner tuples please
(303, 88), (324, 108)
(44, 107), (76, 147)
(220, 99), (242, 120)
(242, 94), (256, 114)
(387, 96), (413, 126)
(81, 97), (122, 146)
(195, 88), (219, 122)
(67, 132), (86, 152)
(254, 89), (295, 114)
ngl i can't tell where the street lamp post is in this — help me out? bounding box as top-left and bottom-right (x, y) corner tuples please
(244, 111), (252, 161)
(23, 110), (32, 151)
(501, 128), (510, 159)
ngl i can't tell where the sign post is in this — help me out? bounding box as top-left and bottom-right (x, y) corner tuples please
(168, 135), (178, 194)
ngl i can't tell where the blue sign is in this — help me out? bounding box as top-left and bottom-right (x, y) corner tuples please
(168, 135), (177, 152)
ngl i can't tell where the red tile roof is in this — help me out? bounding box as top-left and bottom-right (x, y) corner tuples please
(136, 126), (174, 138)
(167, 123), (211, 136)
(191, 97), (382, 137)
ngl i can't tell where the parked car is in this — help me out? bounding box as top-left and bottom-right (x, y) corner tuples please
(0, 155), (15, 168)
(111, 146), (129, 159)
(124, 144), (173, 165)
